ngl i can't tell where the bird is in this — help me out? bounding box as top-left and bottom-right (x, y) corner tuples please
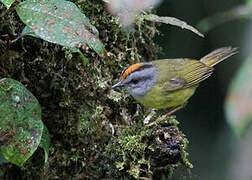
(112, 47), (238, 126)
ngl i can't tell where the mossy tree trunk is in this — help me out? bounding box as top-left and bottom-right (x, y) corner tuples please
(0, 1), (191, 179)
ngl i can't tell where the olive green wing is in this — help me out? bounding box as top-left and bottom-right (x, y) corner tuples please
(156, 59), (214, 91)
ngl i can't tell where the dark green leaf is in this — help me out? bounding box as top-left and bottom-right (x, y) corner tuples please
(0, 0), (15, 9)
(0, 151), (8, 164)
(16, 0), (106, 58)
(22, 27), (89, 65)
(0, 78), (43, 167)
(39, 125), (50, 163)
(225, 56), (252, 136)
(67, 47), (89, 65)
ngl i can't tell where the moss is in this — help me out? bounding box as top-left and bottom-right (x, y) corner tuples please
(105, 119), (192, 179)
(0, 1), (191, 179)
(105, 126), (151, 178)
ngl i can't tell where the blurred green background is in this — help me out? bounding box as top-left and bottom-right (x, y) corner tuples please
(155, 0), (252, 179)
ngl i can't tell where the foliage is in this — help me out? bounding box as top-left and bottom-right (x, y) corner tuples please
(0, 152), (8, 164)
(0, 0), (192, 179)
(225, 55), (252, 136)
(16, 0), (106, 64)
(38, 125), (50, 163)
(142, 14), (204, 37)
(197, 3), (252, 33)
(0, 0), (15, 9)
(0, 78), (48, 167)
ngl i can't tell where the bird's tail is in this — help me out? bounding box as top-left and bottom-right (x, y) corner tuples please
(200, 47), (238, 67)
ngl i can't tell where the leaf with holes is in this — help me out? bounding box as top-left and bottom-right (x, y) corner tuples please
(0, 0), (15, 9)
(225, 56), (252, 136)
(16, 0), (106, 59)
(0, 78), (43, 167)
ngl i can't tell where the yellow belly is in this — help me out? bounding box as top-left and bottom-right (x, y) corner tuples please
(135, 85), (198, 109)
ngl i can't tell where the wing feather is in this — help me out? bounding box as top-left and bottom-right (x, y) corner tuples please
(161, 59), (213, 91)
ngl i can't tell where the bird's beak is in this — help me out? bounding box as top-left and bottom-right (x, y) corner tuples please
(112, 81), (123, 89)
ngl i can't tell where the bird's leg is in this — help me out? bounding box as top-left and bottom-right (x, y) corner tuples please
(146, 105), (184, 127)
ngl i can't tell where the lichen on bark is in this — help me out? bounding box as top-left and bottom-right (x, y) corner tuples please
(0, 0), (192, 179)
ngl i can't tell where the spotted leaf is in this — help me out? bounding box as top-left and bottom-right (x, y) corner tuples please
(16, 0), (106, 59)
(0, 78), (43, 167)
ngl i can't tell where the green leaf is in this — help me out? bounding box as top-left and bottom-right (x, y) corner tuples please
(22, 27), (89, 65)
(225, 56), (252, 136)
(21, 25), (39, 38)
(0, 0), (15, 9)
(0, 78), (43, 167)
(16, 0), (106, 58)
(246, 0), (252, 6)
(197, 5), (252, 33)
(67, 47), (89, 65)
(143, 14), (204, 37)
(39, 125), (50, 163)
(0, 151), (8, 164)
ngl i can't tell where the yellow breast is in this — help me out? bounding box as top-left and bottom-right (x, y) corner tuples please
(135, 84), (198, 109)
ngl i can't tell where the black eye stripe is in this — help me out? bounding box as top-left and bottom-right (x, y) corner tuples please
(131, 79), (139, 84)
(133, 64), (153, 73)
(130, 76), (149, 84)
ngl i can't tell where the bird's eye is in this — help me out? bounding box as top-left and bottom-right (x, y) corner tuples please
(131, 79), (139, 84)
